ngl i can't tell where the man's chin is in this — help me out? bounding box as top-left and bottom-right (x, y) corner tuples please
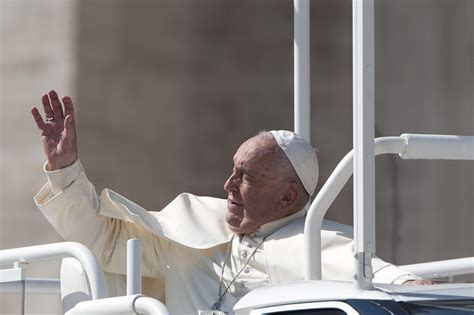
(226, 217), (251, 234)
(226, 220), (256, 235)
(226, 220), (243, 233)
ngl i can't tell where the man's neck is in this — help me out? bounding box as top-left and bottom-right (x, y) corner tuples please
(248, 207), (306, 238)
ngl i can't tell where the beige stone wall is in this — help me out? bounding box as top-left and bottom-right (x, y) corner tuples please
(1, 0), (473, 313)
(1, 0), (77, 313)
(374, 0), (473, 265)
(74, 0), (473, 264)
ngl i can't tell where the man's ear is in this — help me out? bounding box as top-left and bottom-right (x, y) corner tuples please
(278, 183), (300, 214)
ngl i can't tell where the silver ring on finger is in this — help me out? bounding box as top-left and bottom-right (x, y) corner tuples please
(46, 116), (55, 122)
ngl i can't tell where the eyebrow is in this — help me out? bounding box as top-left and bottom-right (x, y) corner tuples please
(234, 164), (255, 178)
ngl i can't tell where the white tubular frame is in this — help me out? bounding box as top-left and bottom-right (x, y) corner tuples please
(294, 0), (311, 141)
(126, 239), (142, 295)
(400, 257), (474, 279)
(352, 0), (376, 290)
(305, 137), (404, 280)
(134, 296), (170, 315)
(400, 134), (474, 160)
(0, 242), (107, 299)
(66, 294), (170, 315)
(304, 135), (474, 281)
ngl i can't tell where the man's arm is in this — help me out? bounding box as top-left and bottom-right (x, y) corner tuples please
(31, 91), (168, 278)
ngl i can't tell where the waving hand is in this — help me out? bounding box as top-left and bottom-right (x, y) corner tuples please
(31, 90), (78, 171)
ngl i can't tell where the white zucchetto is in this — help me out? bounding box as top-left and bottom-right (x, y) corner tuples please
(269, 130), (319, 196)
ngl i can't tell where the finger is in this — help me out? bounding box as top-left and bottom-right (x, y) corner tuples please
(31, 107), (47, 130)
(63, 115), (76, 139)
(49, 90), (64, 118)
(41, 94), (55, 118)
(62, 96), (75, 118)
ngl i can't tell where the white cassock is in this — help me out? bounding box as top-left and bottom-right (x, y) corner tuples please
(34, 160), (416, 315)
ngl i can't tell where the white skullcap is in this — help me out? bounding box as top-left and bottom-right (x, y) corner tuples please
(269, 130), (319, 196)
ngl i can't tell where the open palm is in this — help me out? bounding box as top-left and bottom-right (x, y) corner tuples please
(31, 90), (78, 171)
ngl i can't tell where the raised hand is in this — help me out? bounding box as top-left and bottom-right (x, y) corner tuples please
(31, 90), (78, 171)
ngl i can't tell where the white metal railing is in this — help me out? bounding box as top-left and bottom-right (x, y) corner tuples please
(0, 242), (107, 300)
(294, 0), (311, 142)
(400, 257), (474, 279)
(127, 238), (142, 295)
(304, 134), (474, 281)
(399, 134), (474, 160)
(134, 296), (170, 315)
(293, 0), (474, 288)
(352, 0), (376, 291)
(1, 239), (170, 314)
(65, 294), (170, 315)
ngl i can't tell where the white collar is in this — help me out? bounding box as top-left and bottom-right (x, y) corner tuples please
(247, 206), (306, 239)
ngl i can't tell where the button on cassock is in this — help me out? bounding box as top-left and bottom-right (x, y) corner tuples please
(237, 281), (246, 288)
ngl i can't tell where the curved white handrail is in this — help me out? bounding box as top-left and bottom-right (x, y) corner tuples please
(0, 242), (107, 299)
(66, 294), (169, 315)
(304, 134), (474, 280)
(305, 134), (474, 280)
(66, 294), (139, 314)
(135, 296), (170, 315)
(304, 136), (406, 280)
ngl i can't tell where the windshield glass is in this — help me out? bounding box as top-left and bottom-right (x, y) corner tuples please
(400, 300), (474, 314)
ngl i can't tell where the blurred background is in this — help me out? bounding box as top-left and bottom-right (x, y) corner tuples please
(1, 0), (473, 313)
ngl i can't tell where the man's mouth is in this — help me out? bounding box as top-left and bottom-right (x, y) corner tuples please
(227, 198), (243, 210)
(226, 198), (244, 228)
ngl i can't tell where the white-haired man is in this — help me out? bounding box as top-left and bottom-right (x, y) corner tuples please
(31, 91), (427, 315)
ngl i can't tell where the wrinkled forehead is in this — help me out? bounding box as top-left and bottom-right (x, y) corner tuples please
(233, 135), (281, 167)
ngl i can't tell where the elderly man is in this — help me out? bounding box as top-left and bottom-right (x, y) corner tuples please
(31, 91), (424, 315)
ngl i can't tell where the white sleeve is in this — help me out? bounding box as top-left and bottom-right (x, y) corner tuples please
(43, 160), (84, 195)
(373, 256), (421, 284)
(34, 161), (169, 278)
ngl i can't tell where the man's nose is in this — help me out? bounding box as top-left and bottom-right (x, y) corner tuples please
(224, 174), (237, 192)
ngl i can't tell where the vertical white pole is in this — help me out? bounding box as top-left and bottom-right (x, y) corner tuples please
(127, 239), (142, 295)
(352, 0), (375, 290)
(294, 0), (311, 142)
